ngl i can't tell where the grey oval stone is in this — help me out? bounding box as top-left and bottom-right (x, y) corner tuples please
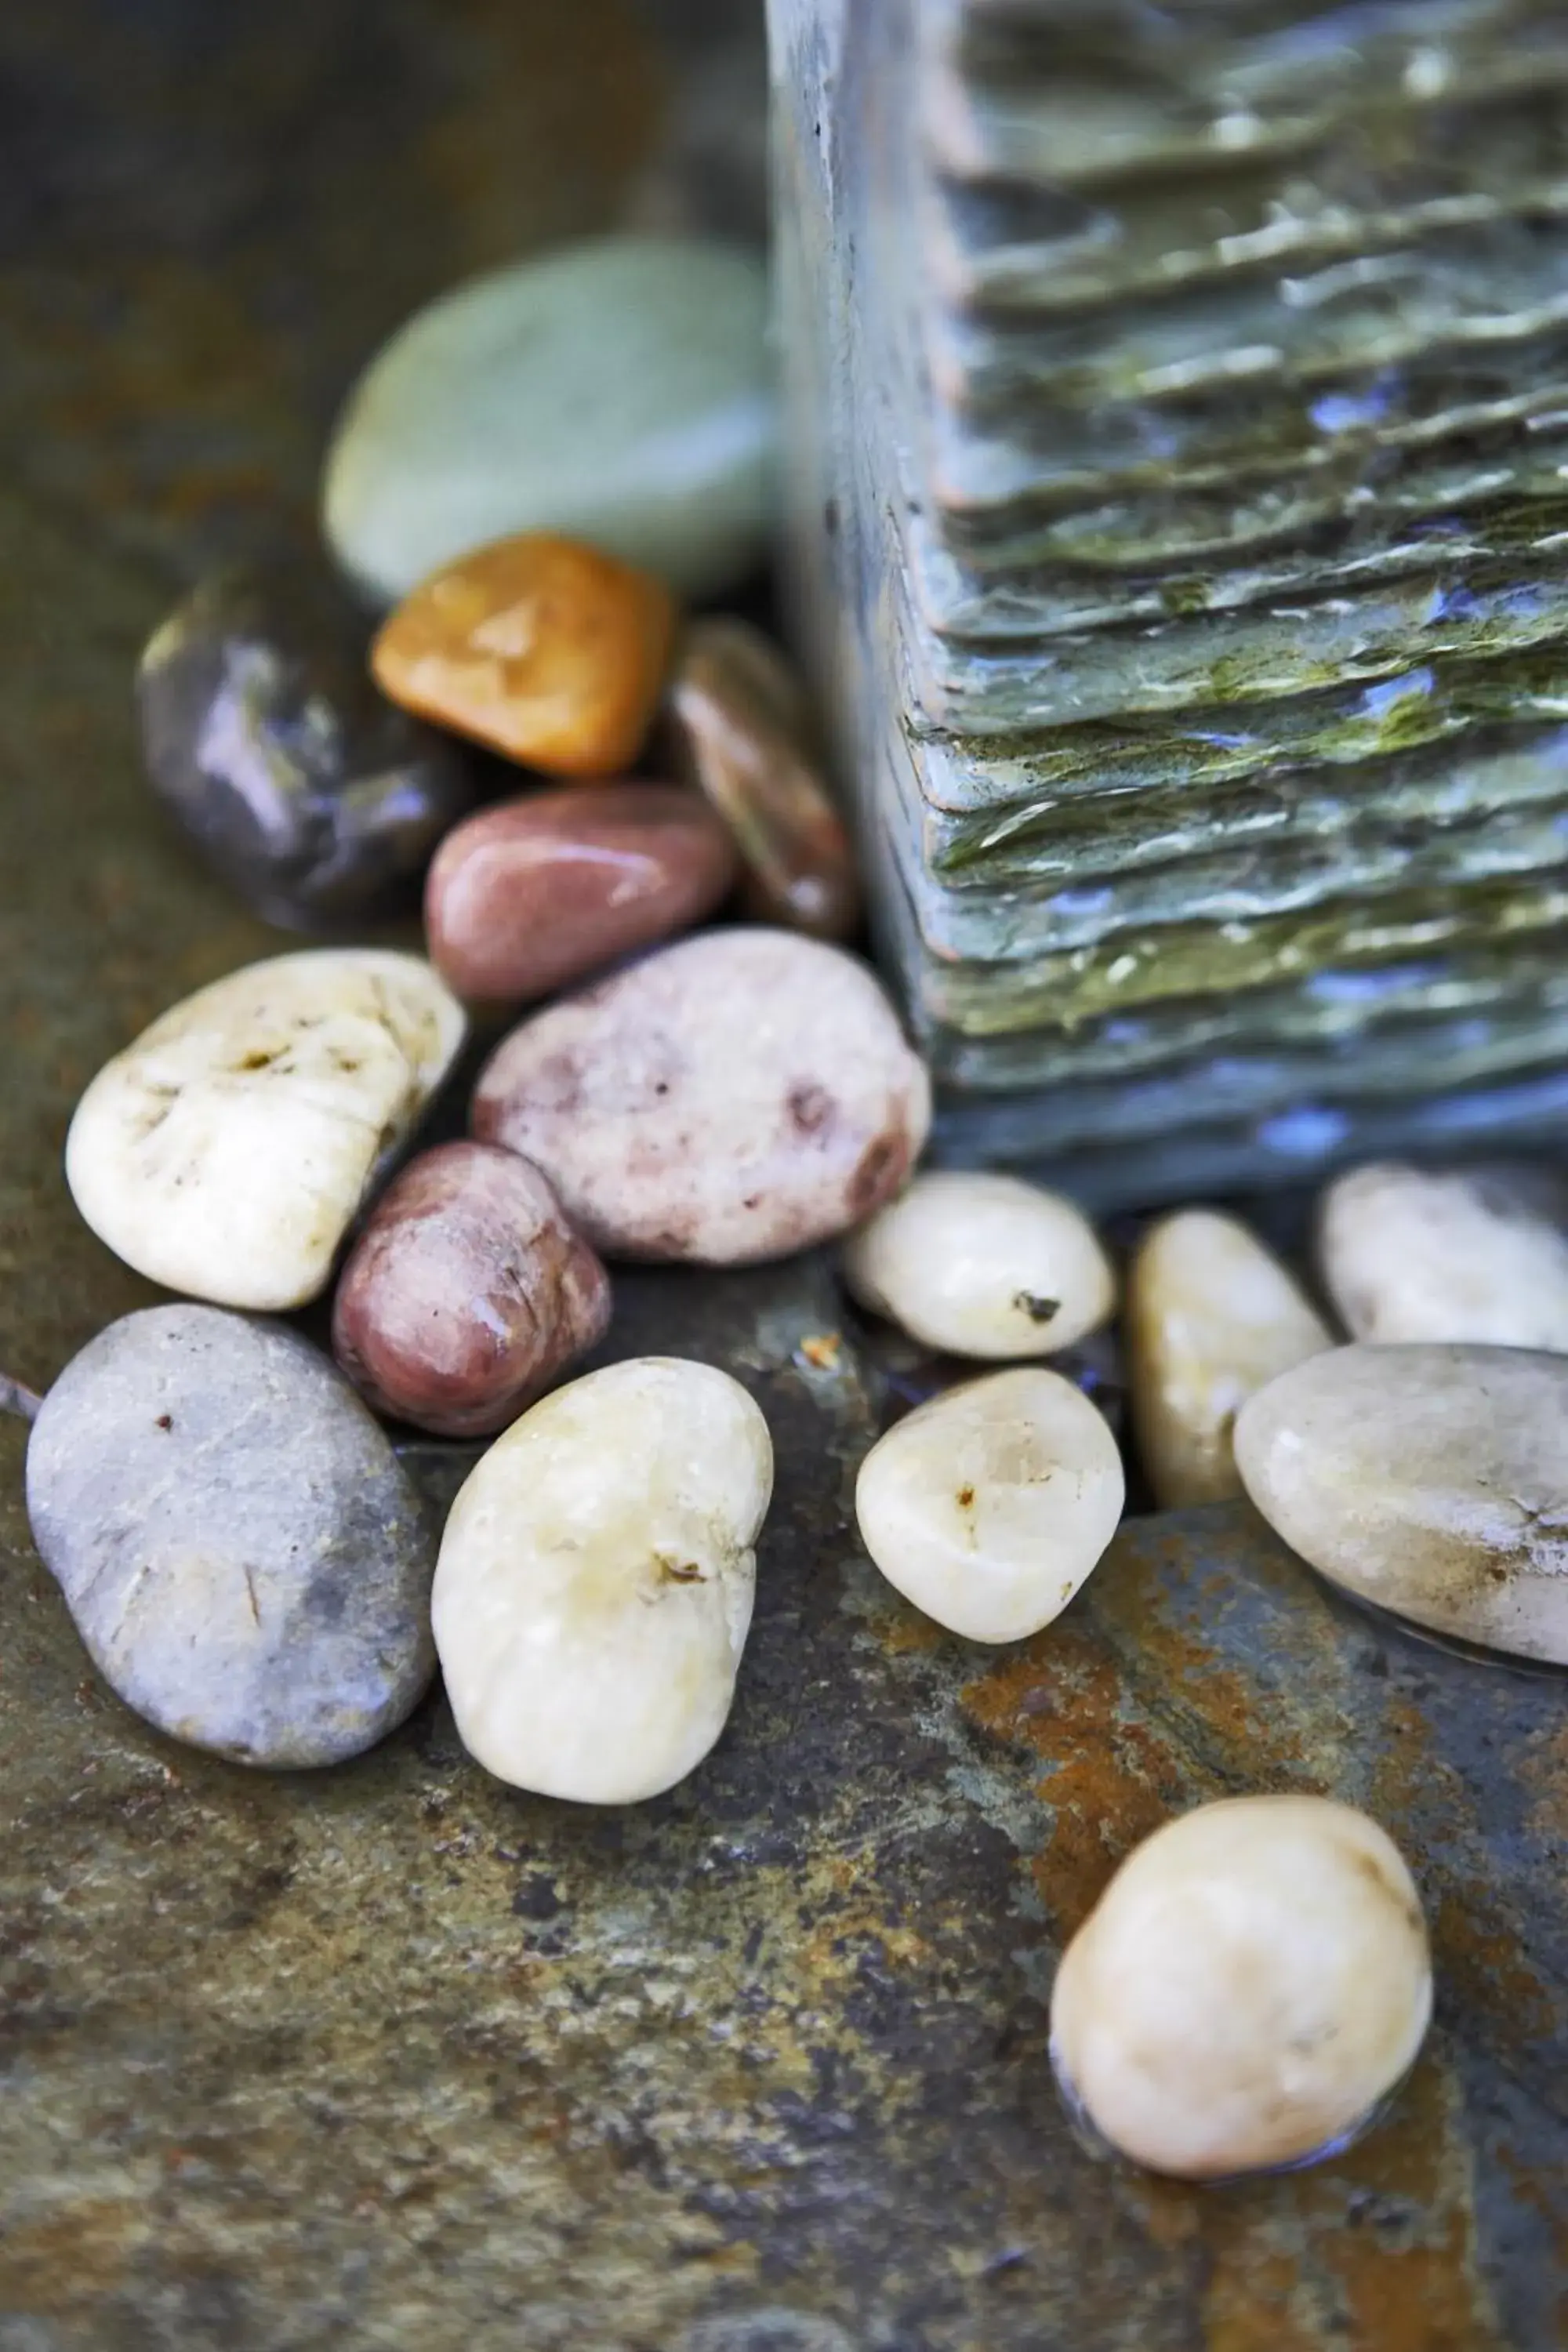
(26, 1306), (438, 1766)
(322, 235), (775, 605)
(1233, 1342), (1568, 1665)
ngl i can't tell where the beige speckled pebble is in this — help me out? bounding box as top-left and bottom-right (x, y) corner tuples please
(1234, 1341), (1568, 1663)
(854, 1367), (1124, 1642)
(1319, 1160), (1568, 1349)
(66, 951), (466, 1311)
(432, 1358), (773, 1802)
(1128, 1209), (1332, 1508)
(472, 927), (930, 1265)
(843, 1172), (1113, 1359)
(1050, 1796), (1431, 2180)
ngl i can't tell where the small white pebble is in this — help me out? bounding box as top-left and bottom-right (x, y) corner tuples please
(1319, 1160), (1568, 1349)
(1050, 1795), (1432, 2180)
(432, 1357), (773, 1802)
(854, 1365), (1124, 1642)
(65, 949), (465, 1311)
(1128, 1207), (1331, 1508)
(842, 1171), (1114, 1358)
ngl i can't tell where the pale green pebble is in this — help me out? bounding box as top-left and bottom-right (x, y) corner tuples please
(322, 235), (776, 604)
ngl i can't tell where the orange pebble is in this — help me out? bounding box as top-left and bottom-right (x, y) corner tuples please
(371, 532), (677, 778)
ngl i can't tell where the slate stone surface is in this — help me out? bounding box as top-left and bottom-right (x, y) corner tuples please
(0, 5), (1563, 2349)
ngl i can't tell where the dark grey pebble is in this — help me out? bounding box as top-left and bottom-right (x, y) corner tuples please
(26, 1305), (438, 1768)
(136, 565), (475, 929)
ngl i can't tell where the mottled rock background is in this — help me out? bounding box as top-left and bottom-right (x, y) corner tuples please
(1, 5), (1565, 2348)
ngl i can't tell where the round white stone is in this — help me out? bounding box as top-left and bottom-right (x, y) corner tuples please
(66, 949), (465, 1312)
(842, 1171), (1114, 1359)
(1128, 1208), (1332, 1508)
(1233, 1340), (1568, 1663)
(1319, 1160), (1568, 1349)
(432, 1357), (773, 1803)
(854, 1366), (1124, 1642)
(1049, 1795), (1432, 2180)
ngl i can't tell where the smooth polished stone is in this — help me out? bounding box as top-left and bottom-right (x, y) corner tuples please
(1319, 1160), (1568, 1349)
(66, 950), (466, 1311)
(666, 619), (859, 938)
(372, 533), (676, 779)
(332, 1142), (611, 1438)
(472, 927), (931, 1264)
(1128, 1208), (1332, 1508)
(854, 1366), (1124, 1642)
(323, 235), (775, 604)
(423, 783), (736, 1004)
(25, 1306), (437, 1768)
(432, 1357), (773, 1802)
(1233, 1341), (1568, 1663)
(842, 1171), (1114, 1359)
(1050, 1797), (1431, 2181)
(136, 566), (474, 929)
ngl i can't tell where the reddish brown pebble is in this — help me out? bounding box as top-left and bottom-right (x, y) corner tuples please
(424, 783), (738, 1006)
(666, 617), (860, 939)
(371, 532), (677, 778)
(331, 1142), (611, 1437)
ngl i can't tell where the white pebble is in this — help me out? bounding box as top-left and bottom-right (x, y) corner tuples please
(1128, 1208), (1332, 1508)
(66, 950), (465, 1312)
(842, 1171), (1114, 1358)
(854, 1366), (1123, 1642)
(1319, 1160), (1568, 1349)
(1234, 1341), (1568, 1663)
(432, 1357), (773, 1802)
(1050, 1795), (1431, 2180)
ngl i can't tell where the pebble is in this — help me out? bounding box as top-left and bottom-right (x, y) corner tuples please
(665, 619), (859, 939)
(1319, 1160), (1568, 1349)
(66, 950), (466, 1311)
(843, 1171), (1114, 1359)
(472, 928), (931, 1265)
(423, 783), (736, 1005)
(372, 533), (676, 780)
(854, 1366), (1124, 1642)
(323, 234), (775, 604)
(1233, 1341), (1568, 1664)
(432, 1358), (772, 1802)
(1127, 1208), (1332, 1509)
(25, 1306), (437, 1767)
(1050, 1795), (1431, 2180)
(332, 1142), (611, 1438)
(136, 567), (474, 929)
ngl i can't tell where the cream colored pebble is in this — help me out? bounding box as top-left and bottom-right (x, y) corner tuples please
(432, 1357), (773, 1802)
(842, 1171), (1114, 1358)
(1319, 1160), (1568, 1349)
(1128, 1208), (1332, 1508)
(1234, 1341), (1568, 1664)
(66, 950), (465, 1311)
(854, 1366), (1124, 1642)
(1050, 1795), (1432, 2180)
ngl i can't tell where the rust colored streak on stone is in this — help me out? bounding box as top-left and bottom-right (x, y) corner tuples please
(1433, 1886), (1556, 2048)
(1198, 2063), (1505, 2352)
(961, 1628), (1196, 1932)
